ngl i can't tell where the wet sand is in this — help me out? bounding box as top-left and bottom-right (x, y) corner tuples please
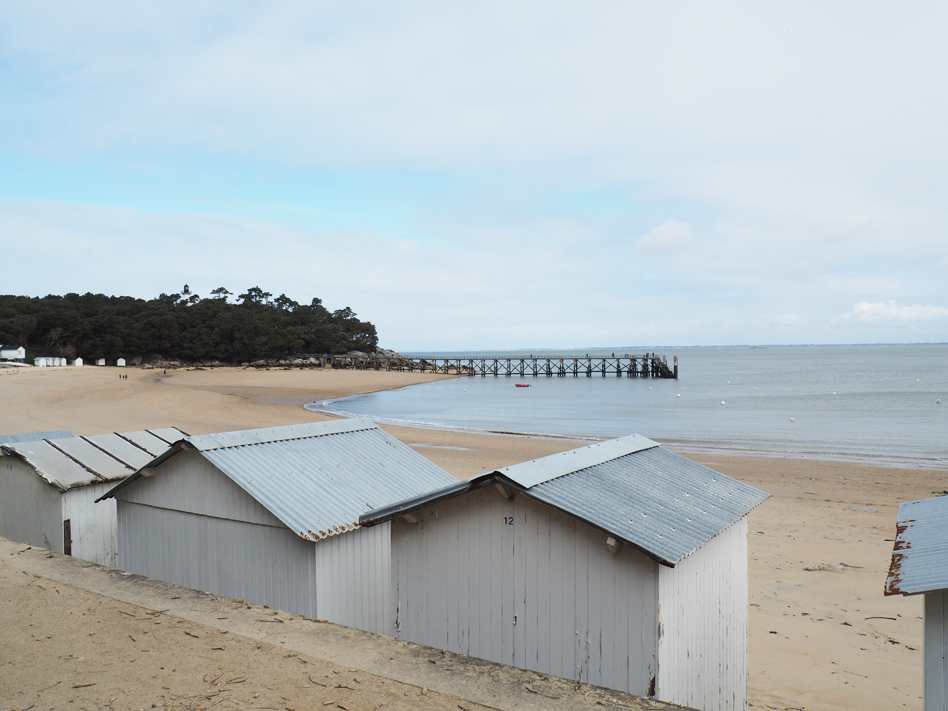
(1, 364), (939, 710)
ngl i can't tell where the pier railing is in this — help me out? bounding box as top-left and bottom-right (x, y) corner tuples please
(323, 353), (678, 379)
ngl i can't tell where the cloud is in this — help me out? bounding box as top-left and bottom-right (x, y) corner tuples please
(770, 313), (806, 328)
(2, 5), (948, 347)
(636, 220), (693, 255)
(833, 301), (948, 327)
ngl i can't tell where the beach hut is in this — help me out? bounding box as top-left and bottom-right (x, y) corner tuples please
(0, 428), (185, 566)
(96, 358), (106, 366)
(885, 495), (948, 711)
(361, 435), (768, 711)
(117, 358), (126, 367)
(99, 419), (457, 633)
(0, 345), (26, 362)
(72, 357), (84, 367)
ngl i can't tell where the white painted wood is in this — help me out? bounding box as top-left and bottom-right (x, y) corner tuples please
(315, 521), (392, 635)
(391, 486), (660, 696)
(118, 501), (318, 617)
(0, 457), (63, 551)
(0, 457), (118, 565)
(658, 516), (748, 711)
(62, 483), (118, 567)
(116, 455), (395, 633)
(926, 590), (948, 711)
(118, 451), (285, 528)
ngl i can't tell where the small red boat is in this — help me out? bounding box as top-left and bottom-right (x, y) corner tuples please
(515, 383), (532, 388)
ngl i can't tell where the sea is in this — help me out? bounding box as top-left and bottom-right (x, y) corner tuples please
(307, 345), (948, 468)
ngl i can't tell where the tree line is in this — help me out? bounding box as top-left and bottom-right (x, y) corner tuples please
(0, 288), (379, 363)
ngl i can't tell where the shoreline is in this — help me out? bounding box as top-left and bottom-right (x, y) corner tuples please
(0, 365), (938, 710)
(309, 394), (948, 473)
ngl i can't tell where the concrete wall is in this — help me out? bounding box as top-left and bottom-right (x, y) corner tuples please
(658, 516), (749, 711)
(391, 485), (660, 696)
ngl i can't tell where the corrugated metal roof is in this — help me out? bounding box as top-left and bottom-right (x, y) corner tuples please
(0, 428), (184, 491)
(362, 436), (769, 566)
(188, 419), (372, 451)
(526, 446), (768, 565)
(0, 430), (73, 444)
(495, 434), (658, 488)
(885, 495), (948, 596)
(103, 419), (458, 542)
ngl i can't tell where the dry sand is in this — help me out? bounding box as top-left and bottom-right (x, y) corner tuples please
(1, 364), (944, 710)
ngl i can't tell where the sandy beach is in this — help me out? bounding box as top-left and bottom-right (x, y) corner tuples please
(1, 364), (941, 710)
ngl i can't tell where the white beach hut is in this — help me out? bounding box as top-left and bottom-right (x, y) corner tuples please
(96, 358), (106, 366)
(0, 428), (185, 566)
(362, 435), (769, 711)
(99, 419), (458, 633)
(886, 495), (948, 711)
(116, 358), (126, 367)
(0, 345), (26, 361)
(72, 357), (84, 367)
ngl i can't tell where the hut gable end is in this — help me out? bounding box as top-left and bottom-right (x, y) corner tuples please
(391, 485), (660, 695)
(116, 449), (285, 529)
(0, 456), (64, 552)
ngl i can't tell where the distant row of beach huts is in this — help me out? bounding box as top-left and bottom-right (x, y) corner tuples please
(0, 347), (129, 367)
(31, 357), (127, 367)
(2, 420), (946, 710)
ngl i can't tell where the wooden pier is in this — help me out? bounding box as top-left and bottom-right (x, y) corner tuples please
(327, 353), (678, 379)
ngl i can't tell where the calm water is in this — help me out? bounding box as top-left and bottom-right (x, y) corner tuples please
(309, 346), (948, 465)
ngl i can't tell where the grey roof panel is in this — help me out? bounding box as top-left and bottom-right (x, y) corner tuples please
(0, 440), (103, 490)
(885, 496), (948, 596)
(48, 438), (136, 480)
(198, 421), (457, 540)
(188, 419), (373, 451)
(147, 427), (189, 445)
(496, 434), (658, 488)
(1, 429), (179, 491)
(0, 430), (73, 444)
(83, 433), (159, 470)
(525, 446), (768, 565)
(119, 430), (180, 456)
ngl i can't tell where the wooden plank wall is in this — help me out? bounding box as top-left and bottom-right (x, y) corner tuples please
(657, 516), (749, 711)
(391, 486), (660, 696)
(0, 457), (63, 553)
(926, 590), (948, 711)
(62, 483), (118, 567)
(115, 453), (395, 633)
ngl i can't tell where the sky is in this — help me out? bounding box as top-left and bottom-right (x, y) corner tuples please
(1, 3), (946, 351)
